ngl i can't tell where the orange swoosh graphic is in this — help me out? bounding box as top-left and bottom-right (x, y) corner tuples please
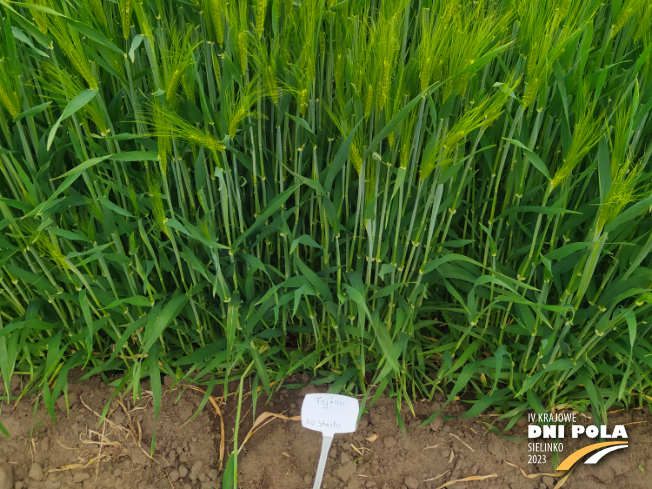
(557, 441), (628, 471)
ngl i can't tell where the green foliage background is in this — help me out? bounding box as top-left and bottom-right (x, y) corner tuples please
(1, 0), (652, 456)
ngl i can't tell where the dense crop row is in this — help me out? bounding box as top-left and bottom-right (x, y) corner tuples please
(1, 0), (651, 475)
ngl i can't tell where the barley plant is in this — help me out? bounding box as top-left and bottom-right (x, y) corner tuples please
(1, 0), (651, 482)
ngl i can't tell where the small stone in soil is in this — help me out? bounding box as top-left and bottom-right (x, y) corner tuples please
(73, 470), (90, 482)
(190, 460), (203, 480)
(429, 417), (443, 432)
(383, 436), (397, 448)
(0, 463), (13, 489)
(404, 475), (420, 489)
(345, 480), (363, 489)
(68, 391), (79, 407)
(336, 462), (357, 482)
(206, 469), (218, 481)
(178, 464), (189, 478)
(169, 469), (180, 483)
(29, 463), (43, 481)
(167, 449), (177, 463)
(298, 384), (317, 396)
(369, 408), (385, 426)
(56, 396), (66, 411)
(340, 452), (353, 464)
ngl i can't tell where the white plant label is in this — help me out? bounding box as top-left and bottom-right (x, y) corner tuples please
(301, 393), (360, 489)
(301, 393), (360, 435)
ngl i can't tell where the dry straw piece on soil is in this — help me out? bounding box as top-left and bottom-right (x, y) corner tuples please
(505, 460), (572, 488)
(46, 394), (157, 482)
(427, 473), (498, 488)
(238, 411), (301, 455)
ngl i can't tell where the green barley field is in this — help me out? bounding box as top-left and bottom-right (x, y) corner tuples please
(1, 0), (652, 477)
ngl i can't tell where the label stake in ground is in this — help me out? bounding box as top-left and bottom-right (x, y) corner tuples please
(301, 393), (359, 489)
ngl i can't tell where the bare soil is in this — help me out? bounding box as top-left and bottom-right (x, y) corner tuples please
(0, 371), (650, 489)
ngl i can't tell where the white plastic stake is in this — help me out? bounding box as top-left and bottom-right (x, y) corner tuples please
(301, 393), (360, 489)
(312, 433), (333, 489)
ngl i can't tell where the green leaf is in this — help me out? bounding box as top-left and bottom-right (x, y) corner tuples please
(343, 281), (398, 378)
(552, 61), (569, 126)
(422, 254), (482, 275)
(461, 387), (511, 418)
(233, 186), (298, 250)
(251, 348), (271, 397)
(49, 228), (92, 242)
(369, 283), (403, 300)
(287, 113), (316, 138)
(526, 390), (547, 416)
(374, 333), (409, 384)
(13, 101), (51, 123)
(102, 296), (152, 310)
(146, 343), (162, 422)
(363, 87), (430, 161)
(66, 19), (124, 54)
(456, 42), (513, 78)
(632, 42), (652, 78)
(324, 118), (363, 192)
(605, 194), (652, 232)
(110, 151), (159, 162)
(23, 156), (110, 218)
(226, 301), (240, 359)
(222, 451), (236, 489)
(625, 309), (637, 352)
(16, 1), (65, 16)
(55, 154), (112, 180)
(290, 235), (323, 255)
(579, 368), (604, 424)
(129, 34), (145, 63)
(142, 293), (188, 356)
(295, 256), (333, 303)
(503, 138), (550, 179)
(597, 136), (611, 204)
(11, 26), (49, 57)
(493, 206), (581, 221)
(79, 289), (94, 367)
(422, 360), (482, 426)
(491, 345), (508, 393)
(47, 89), (99, 150)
